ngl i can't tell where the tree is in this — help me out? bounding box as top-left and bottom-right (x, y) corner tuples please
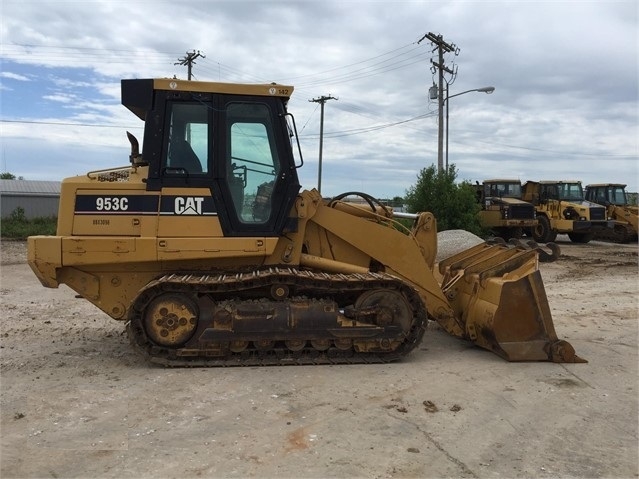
(1, 172), (16, 179)
(391, 196), (404, 207)
(405, 163), (484, 235)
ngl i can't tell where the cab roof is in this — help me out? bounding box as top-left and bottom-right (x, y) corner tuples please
(482, 179), (522, 184)
(537, 180), (582, 184)
(586, 183), (627, 188)
(122, 78), (294, 120)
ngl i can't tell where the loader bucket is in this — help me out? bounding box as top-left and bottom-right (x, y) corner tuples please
(437, 243), (586, 363)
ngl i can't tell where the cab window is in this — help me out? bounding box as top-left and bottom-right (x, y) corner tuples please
(164, 103), (209, 175)
(226, 102), (280, 224)
(608, 186), (626, 205)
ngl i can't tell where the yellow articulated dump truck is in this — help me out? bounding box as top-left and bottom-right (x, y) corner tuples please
(522, 180), (612, 244)
(27, 78), (584, 366)
(474, 179), (537, 240)
(585, 183), (638, 243)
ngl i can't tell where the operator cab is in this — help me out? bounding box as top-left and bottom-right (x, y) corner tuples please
(539, 181), (584, 202)
(121, 78), (302, 237)
(585, 184), (629, 206)
(483, 180), (523, 199)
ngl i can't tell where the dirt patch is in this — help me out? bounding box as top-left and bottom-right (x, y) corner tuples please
(0, 239), (27, 266)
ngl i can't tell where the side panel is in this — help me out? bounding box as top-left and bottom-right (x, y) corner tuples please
(157, 187), (223, 238)
(72, 190), (158, 236)
(156, 237), (278, 261)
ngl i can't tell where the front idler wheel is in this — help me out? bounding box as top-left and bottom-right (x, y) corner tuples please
(354, 289), (412, 333)
(143, 293), (198, 348)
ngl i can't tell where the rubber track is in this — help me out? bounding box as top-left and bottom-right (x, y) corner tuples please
(127, 268), (427, 367)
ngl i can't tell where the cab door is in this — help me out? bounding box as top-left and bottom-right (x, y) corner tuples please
(212, 97), (300, 237)
(156, 99), (223, 241)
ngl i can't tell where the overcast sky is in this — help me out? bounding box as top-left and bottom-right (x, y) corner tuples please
(1, 0), (637, 198)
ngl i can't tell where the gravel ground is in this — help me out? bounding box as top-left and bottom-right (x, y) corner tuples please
(1, 236), (638, 478)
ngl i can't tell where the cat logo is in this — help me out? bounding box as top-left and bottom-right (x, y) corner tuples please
(174, 197), (204, 215)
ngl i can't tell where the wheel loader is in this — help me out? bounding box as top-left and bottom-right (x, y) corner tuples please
(522, 180), (613, 244)
(474, 179), (537, 240)
(584, 183), (638, 243)
(27, 78), (585, 366)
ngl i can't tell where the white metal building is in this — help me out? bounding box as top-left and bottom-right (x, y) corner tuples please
(0, 180), (61, 219)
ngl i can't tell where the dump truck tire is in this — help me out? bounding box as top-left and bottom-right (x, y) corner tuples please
(532, 216), (556, 243)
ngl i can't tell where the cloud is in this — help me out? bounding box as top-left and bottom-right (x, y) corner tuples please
(0, 71), (31, 81)
(0, 0), (637, 196)
(42, 93), (75, 104)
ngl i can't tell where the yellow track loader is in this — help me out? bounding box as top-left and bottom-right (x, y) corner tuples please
(585, 183), (638, 243)
(27, 78), (584, 366)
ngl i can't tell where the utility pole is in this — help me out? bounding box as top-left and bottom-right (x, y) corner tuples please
(175, 50), (205, 80)
(418, 33), (458, 173)
(309, 95), (337, 194)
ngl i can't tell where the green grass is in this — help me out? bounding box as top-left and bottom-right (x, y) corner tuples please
(1, 207), (57, 239)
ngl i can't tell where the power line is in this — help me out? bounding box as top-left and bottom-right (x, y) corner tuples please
(2, 40), (426, 90)
(3, 43), (180, 55)
(195, 43), (425, 87)
(1, 44), (181, 66)
(308, 112), (435, 139)
(0, 119), (141, 129)
(469, 138), (637, 158)
(290, 49), (427, 87)
(284, 43), (418, 81)
(1, 119), (634, 159)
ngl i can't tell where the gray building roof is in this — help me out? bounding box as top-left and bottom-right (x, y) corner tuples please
(0, 180), (61, 196)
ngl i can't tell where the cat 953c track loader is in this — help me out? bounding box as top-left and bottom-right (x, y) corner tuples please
(27, 78), (585, 366)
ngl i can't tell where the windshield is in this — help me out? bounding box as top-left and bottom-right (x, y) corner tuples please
(607, 186), (627, 205)
(558, 182), (584, 201)
(485, 182), (522, 198)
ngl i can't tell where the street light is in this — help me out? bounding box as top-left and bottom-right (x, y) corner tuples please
(444, 85), (495, 171)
